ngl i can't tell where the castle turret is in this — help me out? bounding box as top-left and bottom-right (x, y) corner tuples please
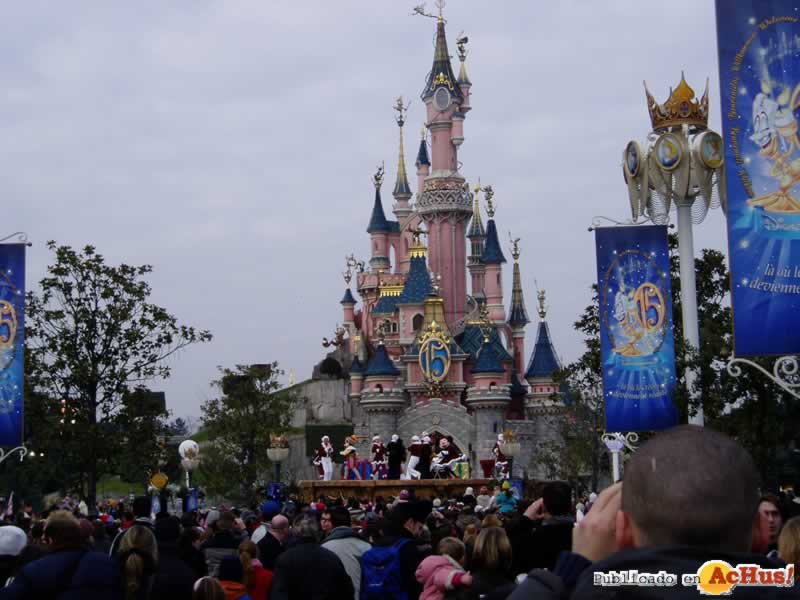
(524, 290), (564, 417)
(467, 183), (486, 296)
(466, 333), (511, 463)
(481, 189), (507, 323)
(392, 97), (415, 274)
(507, 240), (530, 374)
(416, 13), (472, 326)
(367, 167), (391, 273)
(361, 337), (404, 444)
(341, 287), (357, 352)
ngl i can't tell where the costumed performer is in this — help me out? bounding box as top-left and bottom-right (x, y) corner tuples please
(312, 435), (335, 481)
(371, 435), (387, 480)
(341, 435), (362, 480)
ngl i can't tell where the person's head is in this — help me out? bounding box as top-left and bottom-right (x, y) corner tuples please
(43, 511), (83, 551)
(479, 486), (489, 496)
(155, 515), (181, 543)
(481, 514), (502, 529)
(0, 526), (27, 559)
(216, 511), (235, 532)
(193, 577), (225, 600)
(131, 496), (151, 520)
(462, 523), (479, 546)
(437, 536), (466, 565)
(270, 515), (290, 542)
(330, 506), (351, 530)
(119, 525), (158, 600)
(758, 494), (783, 546)
(618, 425), (762, 553)
(77, 518), (94, 546)
(219, 554), (244, 583)
(472, 526), (513, 573)
(388, 501), (430, 538)
(320, 511), (334, 535)
(292, 515), (321, 543)
(778, 516), (800, 573)
(542, 482), (572, 517)
(238, 539), (259, 588)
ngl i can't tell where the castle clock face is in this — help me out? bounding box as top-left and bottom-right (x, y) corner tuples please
(433, 87), (451, 112)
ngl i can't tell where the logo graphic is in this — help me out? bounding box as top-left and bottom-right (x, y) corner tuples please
(696, 560), (794, 595)
(418, 321), (451, 383)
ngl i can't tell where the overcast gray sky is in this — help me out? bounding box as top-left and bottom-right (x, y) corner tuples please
(8, 1), (728, 422)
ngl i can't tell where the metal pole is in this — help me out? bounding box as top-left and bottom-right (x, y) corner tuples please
(610, 450), (620, 483)
(274, 461), (281, 484)
(676, 201), (704, 426)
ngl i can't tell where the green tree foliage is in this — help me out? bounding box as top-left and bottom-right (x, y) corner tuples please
(24, 242), (212, 506)
(198, 363), (296, 504)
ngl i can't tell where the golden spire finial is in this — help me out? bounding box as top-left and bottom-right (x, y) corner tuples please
(343, 265), (352, 286)
(436, 0), (445, 21)
(537, 289), (548, 320)
(288, 369), (295, 386)
(393, 96), (411, 197)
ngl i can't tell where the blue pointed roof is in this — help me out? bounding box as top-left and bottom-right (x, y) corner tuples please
(481, 219), (506, 264)
(341, 288), (356, 305)
(350, 356), (364, 374)
(525, 321), (562, 379)
(507, 262), (530, 327)
(471, 339), (506, 374)
(456, 325), (512, 362)
(398, 255), (432, 304)
(372, 294), (399, 315)
(364, 343), (400, 377)
(416, 137), (430, 167)
(367, 188), (392, 233)
(421, 18), (464, 104)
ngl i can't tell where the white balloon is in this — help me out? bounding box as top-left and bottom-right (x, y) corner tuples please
(178, 440), (199, 459)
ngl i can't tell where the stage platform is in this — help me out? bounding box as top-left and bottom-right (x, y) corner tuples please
(299, 478), (492, 503)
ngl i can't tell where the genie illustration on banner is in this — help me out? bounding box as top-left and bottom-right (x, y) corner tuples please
(595, 226), (677, 433)
(0, 245), (25, 447)
(716, 1), (800, 356)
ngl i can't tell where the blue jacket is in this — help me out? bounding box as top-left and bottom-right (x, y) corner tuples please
(0, 548), (123, 600)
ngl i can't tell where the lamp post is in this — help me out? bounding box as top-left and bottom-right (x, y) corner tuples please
(267, 446), (290, 484)
(623, 75), (725, 426)
(178, 440), (200, 489)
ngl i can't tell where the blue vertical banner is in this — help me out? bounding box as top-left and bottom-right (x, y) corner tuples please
(0, 245), (25, 447)
(595, 226), (678, 432)
(716, 1), (800, 356)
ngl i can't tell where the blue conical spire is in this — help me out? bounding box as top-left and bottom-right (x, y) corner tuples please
(471, 336), (506, 374)
(367, 187), (391, 234)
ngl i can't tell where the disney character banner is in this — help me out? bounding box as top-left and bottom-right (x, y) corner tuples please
(595, 226), (678, 432)
(716, 1), (800, 356)
(0, 244), (25, 447)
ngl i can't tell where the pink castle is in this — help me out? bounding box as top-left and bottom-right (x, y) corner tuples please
(301, 10), (566, 480)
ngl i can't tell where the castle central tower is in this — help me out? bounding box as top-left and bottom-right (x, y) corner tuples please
(416, 14), (473, 327)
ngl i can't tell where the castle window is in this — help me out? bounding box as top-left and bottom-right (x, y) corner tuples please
(412, 313), (424, 332)
(391, 322), (398, 334)
(375, 384), (383, 393)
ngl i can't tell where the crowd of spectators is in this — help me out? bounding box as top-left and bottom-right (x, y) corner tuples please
(0, 426), (797, 598)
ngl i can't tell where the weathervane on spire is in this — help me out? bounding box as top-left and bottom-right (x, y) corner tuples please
(373, 163), (385, 189)
(412, 0), (445, 20)
(394, 96), (410, 128)
(508, 232), (521, 261)
(456, 31), (468, 62)
(346, 253), (365, 274)
(537, 289), (548, 320)
(343, 265), (352, 286)
(482, 184), (495, 218)
(408, 224), (427, 246)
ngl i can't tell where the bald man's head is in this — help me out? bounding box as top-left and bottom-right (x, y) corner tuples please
(622, 425), (760, 552)
(270, 515), (289, 541)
